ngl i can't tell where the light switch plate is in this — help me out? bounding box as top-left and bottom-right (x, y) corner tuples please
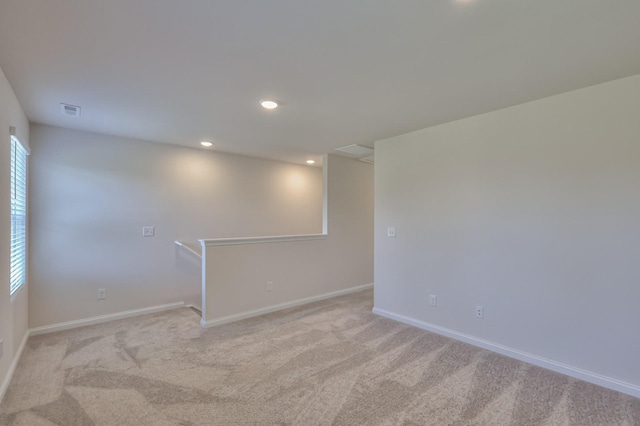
(429, 295), (437, 307)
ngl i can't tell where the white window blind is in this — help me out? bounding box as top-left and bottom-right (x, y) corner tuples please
(10, 135), (28, 295)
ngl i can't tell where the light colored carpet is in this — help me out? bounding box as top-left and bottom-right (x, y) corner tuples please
(1, 290), (638, 425)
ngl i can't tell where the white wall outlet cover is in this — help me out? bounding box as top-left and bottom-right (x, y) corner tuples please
(475, 305), (484, 319)
(142, 226), (155, 237)
(387, 227), (396, 237)
(429, 295), (437, 306)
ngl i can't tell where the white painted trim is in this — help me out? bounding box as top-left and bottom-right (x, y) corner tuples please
(201, 283), (373, 328)
(199, 233), (326, 247)
(372, 307), (640, 399)
(322, 153), (329, 234)
(175, 240), (202, 258)
(29, 302), (185, 336)
(0, 331), (29, 404)
(201, 245), (208, 322)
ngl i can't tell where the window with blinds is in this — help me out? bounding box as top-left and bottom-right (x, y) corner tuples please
(10, 135), (28, 295)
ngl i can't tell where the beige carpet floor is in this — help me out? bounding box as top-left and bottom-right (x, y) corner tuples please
(1, 289), (639, 425)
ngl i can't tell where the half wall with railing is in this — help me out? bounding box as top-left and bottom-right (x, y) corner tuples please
(191, 154), (373, 327)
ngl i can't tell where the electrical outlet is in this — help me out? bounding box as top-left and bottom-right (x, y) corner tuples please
(266, 281), (273, 292)
(98, 288), (106, 299)
(142, 226), (155, 237)
(475, 305), (484, 319)
(387, 227), (396, 238)
(429, 294), (437, 307)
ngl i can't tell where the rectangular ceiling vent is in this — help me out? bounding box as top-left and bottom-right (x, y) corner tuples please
(60, 103), (81, 117)
(359, 156), (374, 164)
(334, 144), (374, 158)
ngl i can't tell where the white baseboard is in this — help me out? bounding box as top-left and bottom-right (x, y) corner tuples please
(29, 302), (185, 336)
(201, 283), (373, 328)
(372, 307), (640, 399)
(0, 331), (29, 404)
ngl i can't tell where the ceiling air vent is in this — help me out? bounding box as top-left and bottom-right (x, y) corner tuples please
(60, 103), (81, 117)
(359, 156), (374, 164)
(334, 144), (374, 158)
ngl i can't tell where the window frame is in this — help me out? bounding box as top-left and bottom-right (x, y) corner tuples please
(10, 134), (28, 296)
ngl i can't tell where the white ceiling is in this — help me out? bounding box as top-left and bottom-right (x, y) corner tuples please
(1, 0), (639, 165)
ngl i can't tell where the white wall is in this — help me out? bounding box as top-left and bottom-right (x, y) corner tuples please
(28, 125), (323, 328)
(0, 66), (29, 398)
(374, 74), (640, 396)
(202, 154), (374, 325)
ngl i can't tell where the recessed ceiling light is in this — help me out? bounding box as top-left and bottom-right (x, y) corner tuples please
(200, 141), (213, 147)
(260, 99), (278, 110)
(306, 160), (315, 165)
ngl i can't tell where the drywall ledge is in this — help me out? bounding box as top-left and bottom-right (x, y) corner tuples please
(29, 302), (185, 336)
(202, 283), (373, 328)
(200, 155), (374, 328)
(0, 332), (28, 404)
(373, 307), (640, 399)
(199, 233), (327, 247)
